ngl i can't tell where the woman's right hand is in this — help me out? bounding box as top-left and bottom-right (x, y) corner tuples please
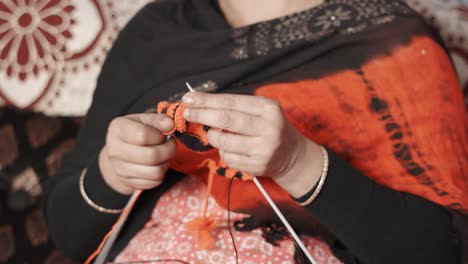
(99, 113), (176, 195)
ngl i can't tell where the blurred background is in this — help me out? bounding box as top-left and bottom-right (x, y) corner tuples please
(0, 0), (467, 263)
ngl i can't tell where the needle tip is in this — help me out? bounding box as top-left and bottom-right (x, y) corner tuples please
(185, 82), (195, 92)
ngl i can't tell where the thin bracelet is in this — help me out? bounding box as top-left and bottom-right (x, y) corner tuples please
(297, 146), (329, 206)
(79, 168), (124, 214)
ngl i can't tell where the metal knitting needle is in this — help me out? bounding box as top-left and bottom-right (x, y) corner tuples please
(94, 191), (141, 264)
(252, 177), (317, 264)
(186, 82), (195, 92)
(185, 82), (317, 264)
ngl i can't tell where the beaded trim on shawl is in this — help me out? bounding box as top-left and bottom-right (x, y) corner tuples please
(231, 0), (416, 60)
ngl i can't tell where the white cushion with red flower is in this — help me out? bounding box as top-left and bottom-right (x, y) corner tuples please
(0, 0), (153, 116)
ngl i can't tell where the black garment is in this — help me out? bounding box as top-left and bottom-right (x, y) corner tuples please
(43, 0), (462, 263)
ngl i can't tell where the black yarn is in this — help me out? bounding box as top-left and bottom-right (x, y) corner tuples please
(227, 176), (239, 264)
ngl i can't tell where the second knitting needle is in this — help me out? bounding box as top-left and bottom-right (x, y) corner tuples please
(184, 82), (317, 264)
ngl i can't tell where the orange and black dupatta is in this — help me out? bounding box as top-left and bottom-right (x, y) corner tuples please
(147, 0), (468, 251)
(148, 0), (467, 218)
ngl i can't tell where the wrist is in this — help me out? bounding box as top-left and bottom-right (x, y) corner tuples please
(274, 138), (323, 198)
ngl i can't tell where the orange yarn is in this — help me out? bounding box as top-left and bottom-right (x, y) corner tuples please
(185, 217), (217, 249)
(184, 160), (218, 250)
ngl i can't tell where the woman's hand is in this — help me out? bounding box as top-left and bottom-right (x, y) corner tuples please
(99, 114), (176, 195)
(182, 92), (324, 197)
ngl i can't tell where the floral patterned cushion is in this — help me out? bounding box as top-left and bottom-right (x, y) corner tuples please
(0, 0), (153, 116)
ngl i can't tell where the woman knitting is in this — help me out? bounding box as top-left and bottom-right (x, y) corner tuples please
(44, 0), (467, 263)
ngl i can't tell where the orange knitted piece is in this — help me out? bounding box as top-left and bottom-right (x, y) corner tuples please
(157, 101), (253, 181)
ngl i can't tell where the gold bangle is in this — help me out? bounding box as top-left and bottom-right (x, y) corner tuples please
(79, 168), (124, 214)
(298, 146), (329, 206)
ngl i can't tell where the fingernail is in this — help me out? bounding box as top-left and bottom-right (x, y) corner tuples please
(161, 117), (173, 127)
(183, 109), (190, 119)
(182, 93), (194, 104)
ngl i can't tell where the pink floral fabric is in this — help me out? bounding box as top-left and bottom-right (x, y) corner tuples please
(115, 176), (342, 264)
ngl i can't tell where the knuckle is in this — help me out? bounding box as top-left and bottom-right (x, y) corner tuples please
(268, 133), (282, 147)
(220, 151), (230, 162)
(127, 180), (146, 190)
(263, 99), (282, 114)
(223, 95), (237, 109)
(246, 115), (259, 132)
(221, 152), (238, 166)
(247, 114), (256, 125)
(245, 139), (260, 156)
(113, 161), (127, 176)
(249, 167), (264, 176)
(106, 144), (119, 159)
(148, 166), (167, 181)
(218, 110), (233, 130)
(154, 165), (167, 177)
(265, 125), (282, 141)
(134, 129), (149, 145)
(108, 118), (122, 137)
(146, 166), (160, 178)
(151, 181), (164, 188)
(165, 140), (177, 158)
(198, 95), (208, 107)
(105, 132), (114, 145)
(188, 109), (201, 123)
(147, 148), (161, 164)
(185, 108), (194, 120)
(109, 118), (121, 131)
(217, 133), (229, 150)
(256, 164), (269, 176)
(264, 144), (280, 162)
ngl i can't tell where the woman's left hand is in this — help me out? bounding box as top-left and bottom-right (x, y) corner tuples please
(182, 92), (324, 197)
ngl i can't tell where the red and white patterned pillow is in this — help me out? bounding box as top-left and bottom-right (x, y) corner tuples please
(0, 0), (153, 116)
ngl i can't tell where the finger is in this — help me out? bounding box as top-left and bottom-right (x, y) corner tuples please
(183, 108), (264, 136)
(107, 139), (176, 166)
(123, 177), (163, 190)
(112, 160), (169, 181)
(219, 151), (265, 176)
(182, 93), (279, 116)
(207, 129), (257, 155)
(109, 114), (172, 146)
(126, 113), (174, 133)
